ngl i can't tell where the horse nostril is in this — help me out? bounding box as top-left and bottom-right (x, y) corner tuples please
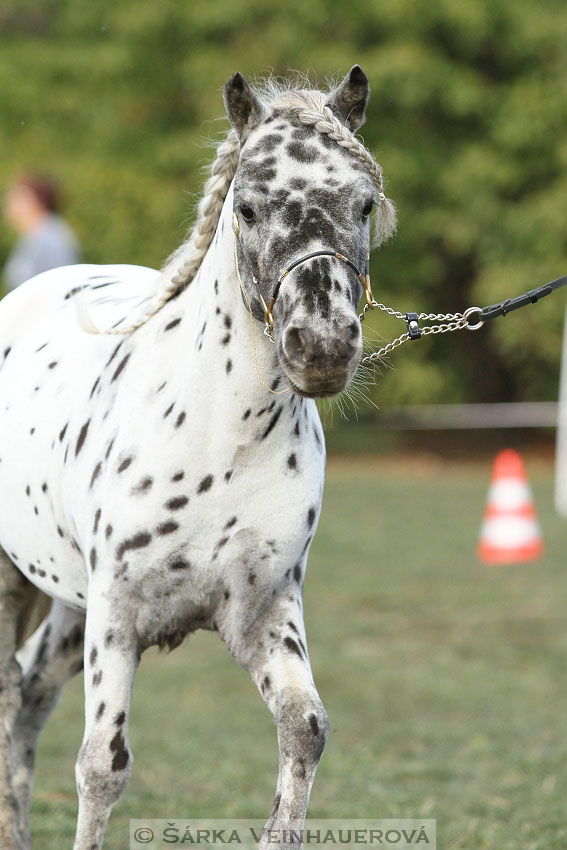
(284, 324), (360, 369)
(348, 321), (361, 341)
(284, 326), (314, 363)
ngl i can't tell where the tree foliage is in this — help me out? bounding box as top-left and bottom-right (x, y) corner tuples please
(0, 0), (564, 403)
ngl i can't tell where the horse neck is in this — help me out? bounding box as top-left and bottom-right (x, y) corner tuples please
(154, 186), (286, 415)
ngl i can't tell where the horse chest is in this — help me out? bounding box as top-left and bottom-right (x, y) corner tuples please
(3, 330), (324, 614)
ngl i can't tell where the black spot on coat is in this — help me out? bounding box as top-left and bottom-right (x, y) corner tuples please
(109, 729), (129, 771)
(111, 353), (130, 382)
(105, 342), (123, 367)
(261, 406), (283, 440)
(157, 521), (178, 536)
(132, 476), (153, 494)
(197, 475), (213, 493)
(164, 318), (182, 331)
(284, 636), (303, 658)
(75, 420), (90, 456)
(90, 376), (100, 398)
(90, 463), (102, 489)
(165, 496), (188, 511)
(117, 456), (133, 473)
(286, 141), (319, 163)
(169, 557), (191, 570)
(116, 532), (152, 561)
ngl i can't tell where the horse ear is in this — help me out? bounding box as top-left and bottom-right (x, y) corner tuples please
(327, 65), (369, 131)
(223, 72), (266, 142)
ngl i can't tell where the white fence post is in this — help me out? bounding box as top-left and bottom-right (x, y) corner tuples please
(555, 307), (567, 516)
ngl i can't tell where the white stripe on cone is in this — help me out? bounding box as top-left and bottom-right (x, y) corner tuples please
(480, 516), (542, 548)
(487, 478), (532, 511)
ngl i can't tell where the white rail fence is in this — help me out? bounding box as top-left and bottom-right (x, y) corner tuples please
(373, 402), (559, 430)
(366, 384), (566, 518)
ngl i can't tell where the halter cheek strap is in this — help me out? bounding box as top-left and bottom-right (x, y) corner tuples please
(232, 212), (375, 342)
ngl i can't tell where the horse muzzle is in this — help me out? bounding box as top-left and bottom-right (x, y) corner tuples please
(279, 323), (362, 398)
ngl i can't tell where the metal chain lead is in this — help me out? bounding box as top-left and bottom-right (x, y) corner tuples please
(360, 301), (406, 321)
(359, 300), (482, 363)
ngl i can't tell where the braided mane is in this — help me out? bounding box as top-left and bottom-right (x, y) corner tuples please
(78, 81), (395, 336)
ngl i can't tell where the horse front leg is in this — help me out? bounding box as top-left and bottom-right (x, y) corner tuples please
(73, 587), (140, 850)
(224, 589), (329, 848)
(266, 673), (329, 845)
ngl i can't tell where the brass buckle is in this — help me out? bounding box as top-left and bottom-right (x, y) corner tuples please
(358, 273), (375, 309)
(262, 297), (276, 344)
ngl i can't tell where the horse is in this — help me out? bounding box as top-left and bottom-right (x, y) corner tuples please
(0, 65), (396, 850)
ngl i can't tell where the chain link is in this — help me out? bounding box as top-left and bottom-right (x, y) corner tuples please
(420, 318), (468, 336)
(359, 300), (480, 364)
(359, 300), (405, 321)
(417, 311), (465, 322)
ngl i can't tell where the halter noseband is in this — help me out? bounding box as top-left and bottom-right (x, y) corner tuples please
(232, 212), (375, 342)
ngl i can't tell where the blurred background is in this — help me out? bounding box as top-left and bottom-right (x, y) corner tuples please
(1, 0), (564, 420)
(1, 2), (565, 848)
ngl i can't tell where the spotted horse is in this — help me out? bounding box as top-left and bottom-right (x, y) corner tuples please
(0, 66), (396, 849)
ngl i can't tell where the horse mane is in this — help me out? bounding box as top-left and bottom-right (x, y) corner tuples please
(77, 77), (396, 336)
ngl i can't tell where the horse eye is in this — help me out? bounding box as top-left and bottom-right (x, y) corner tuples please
(240, 205), (256, 224)
(362, 200), (374, 219)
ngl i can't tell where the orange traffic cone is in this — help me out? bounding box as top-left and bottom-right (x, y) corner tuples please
(478, 449), (544, 565)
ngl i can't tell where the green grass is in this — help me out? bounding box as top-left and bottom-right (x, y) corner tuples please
(31, 458), (566, 849)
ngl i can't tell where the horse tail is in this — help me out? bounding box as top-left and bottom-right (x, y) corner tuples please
(16, 579), (52, 649)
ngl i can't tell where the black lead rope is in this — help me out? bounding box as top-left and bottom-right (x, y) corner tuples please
(360, 274), (567, 363)
(476, 274), (567, 322)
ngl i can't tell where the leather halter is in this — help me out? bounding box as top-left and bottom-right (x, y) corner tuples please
(232, 212), (375, 341)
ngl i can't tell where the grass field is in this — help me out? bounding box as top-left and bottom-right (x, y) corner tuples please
(31, 456), (566, 849)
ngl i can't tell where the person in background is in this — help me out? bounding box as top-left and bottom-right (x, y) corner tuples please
(2, 173), (81, 291)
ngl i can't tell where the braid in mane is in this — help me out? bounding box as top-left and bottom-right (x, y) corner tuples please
(76, 128), (240, 336)
(168, 128), (240, 287)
